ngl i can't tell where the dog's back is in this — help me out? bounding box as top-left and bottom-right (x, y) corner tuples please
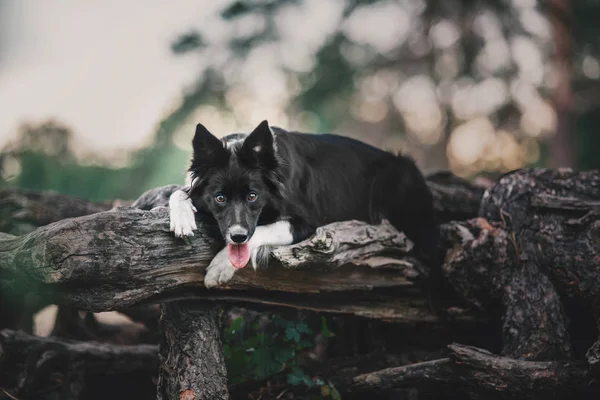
(271, 128), (438, 257)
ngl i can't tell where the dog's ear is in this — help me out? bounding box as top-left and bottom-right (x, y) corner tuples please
(240, 120), (276, 168)
(190, 123), (227, 174)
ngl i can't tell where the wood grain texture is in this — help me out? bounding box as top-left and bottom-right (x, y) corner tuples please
(0, 204), (451, 322)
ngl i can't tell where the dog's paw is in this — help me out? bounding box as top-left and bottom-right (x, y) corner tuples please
(204, 248), (236, 288)
(250, 245), (270, 271)
(169, 190), (197, 238)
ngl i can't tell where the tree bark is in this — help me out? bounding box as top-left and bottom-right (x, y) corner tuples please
(444, 168), (600, 361)
(157, 301), (229, 400)
(0, 206), (471, 322)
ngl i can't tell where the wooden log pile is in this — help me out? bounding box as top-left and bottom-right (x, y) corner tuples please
(0, 168), (599, 399)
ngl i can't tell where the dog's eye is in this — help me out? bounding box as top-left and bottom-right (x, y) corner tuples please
(247, 192), (258, 202)
(215, 194), (226, 203)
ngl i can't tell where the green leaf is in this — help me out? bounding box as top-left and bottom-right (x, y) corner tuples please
(285, 326), (301, 343)
(272, 315), (288, 328)
(321, 316), (334, 338)
(286, 366), (307, 386)
(296, 322), (312, 334)
(273, 347), (295, 364)
(250, 347), (272, 379)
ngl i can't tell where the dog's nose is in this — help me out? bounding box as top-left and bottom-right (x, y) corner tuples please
(231, 234), (248, 243)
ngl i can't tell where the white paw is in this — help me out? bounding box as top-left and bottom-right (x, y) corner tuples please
(204, 247), (236, 288)
(169, 190), (197, 238)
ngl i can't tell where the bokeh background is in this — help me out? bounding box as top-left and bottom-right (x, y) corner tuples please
(1, 0), (599, 202)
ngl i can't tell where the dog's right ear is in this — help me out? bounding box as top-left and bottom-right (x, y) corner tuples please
(190, 123), (227, 174)
(239, 120), (277, 169)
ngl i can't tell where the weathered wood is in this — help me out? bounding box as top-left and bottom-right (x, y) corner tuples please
(349, 357), (452, 391)
(443, 168), (600, 362)
(0, 205), (469, 322)
(157, 302), (229, 400)
(0, 329), (158, 400)
(350, 343), (599, 399)
(0, 189), (115, 332)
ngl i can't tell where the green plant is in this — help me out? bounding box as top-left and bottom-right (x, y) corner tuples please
(222, 313), (340, 398)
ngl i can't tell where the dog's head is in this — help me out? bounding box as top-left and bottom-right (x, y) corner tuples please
(188, 120), (280, 268)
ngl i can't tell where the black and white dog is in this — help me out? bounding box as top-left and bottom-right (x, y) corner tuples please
(169, 120), (438, 288)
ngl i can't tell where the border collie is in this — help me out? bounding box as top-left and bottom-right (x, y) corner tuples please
(169, 120), (438, 288)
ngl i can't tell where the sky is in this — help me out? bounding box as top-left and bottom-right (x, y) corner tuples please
(0, 0), (559, 176)
(0, 0), (229, 155)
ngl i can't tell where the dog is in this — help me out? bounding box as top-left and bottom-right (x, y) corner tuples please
(169, 120), (438, 288)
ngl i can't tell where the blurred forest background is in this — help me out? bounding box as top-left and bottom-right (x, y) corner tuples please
(0, 0), (599, 203)
(1, 2), (600, 397)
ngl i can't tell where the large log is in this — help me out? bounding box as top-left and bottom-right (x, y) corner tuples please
(0, 189), (113, 331)
(0, 329), (158, 400)
(0, 205), (463, 322)
(0, 175), (483, 323)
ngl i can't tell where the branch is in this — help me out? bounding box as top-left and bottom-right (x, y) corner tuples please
(349, 357), (452, 390)
(349, 343), (597, 399)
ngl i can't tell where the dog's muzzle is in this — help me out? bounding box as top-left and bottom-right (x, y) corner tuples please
(228, 225), (249, 244)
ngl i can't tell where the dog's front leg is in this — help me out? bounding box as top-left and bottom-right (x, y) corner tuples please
(204, 220), (295, 288)
(204, 246), (237, 288)
(169, 189), (197, 237)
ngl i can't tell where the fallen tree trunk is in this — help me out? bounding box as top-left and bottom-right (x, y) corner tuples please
(0, 329), (158, 400)
(1, 170), (598, 333)
(0, 206), (470, 322)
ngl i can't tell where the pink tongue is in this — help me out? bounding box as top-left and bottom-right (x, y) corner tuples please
(228, 243), (250, 269)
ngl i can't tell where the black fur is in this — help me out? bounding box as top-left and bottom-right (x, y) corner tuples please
(187, 120), (438, 259)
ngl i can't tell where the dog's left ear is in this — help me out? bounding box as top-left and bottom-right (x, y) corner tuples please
(240, 120), (277, 168)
